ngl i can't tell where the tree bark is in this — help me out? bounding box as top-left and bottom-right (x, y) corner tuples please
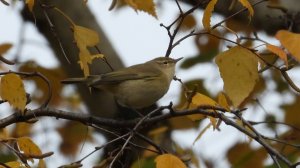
(22, 0), (124, 117)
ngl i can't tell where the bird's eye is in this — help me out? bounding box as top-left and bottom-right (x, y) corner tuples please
(163, 61), (168, 64)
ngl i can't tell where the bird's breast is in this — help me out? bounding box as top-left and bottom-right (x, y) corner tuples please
(112, 77), (171, 109)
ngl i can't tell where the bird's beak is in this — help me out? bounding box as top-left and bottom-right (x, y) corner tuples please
(174, 57), (183, 63)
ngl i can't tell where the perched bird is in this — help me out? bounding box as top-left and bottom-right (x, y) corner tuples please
(61, 57), (182, 109)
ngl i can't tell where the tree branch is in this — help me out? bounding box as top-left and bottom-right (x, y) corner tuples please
(0, 105), (298, 167)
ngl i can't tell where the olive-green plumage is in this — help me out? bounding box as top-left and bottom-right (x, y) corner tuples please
(61, 57), (182, 109)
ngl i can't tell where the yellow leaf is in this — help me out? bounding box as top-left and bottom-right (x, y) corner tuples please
(0, 128), (9, 139)
(17, 137), (42, 163)
(266, 44), (288, 67)
(193, 122), (211, 145)
(0, 43), (12, 54)
(19, 61), (66, 106)
(0, 74), (27, 112)
(217, 92), (230, 111)
(282, 96), (300, 127)
(238, 0), (254, 19)
(0, 161), (26, 168)
(276, 30), (300, 62)
(215, 46), (259, 107)
(187, 92), (218, 121)
(148, 126), (168, 136)
(125, 0), (157, 18)
(12, 122), (32, 138)
(91, 53), (104, 60)
(65, 93), (82, 109)
(131, 157), (156, 168)
(58, 121), (93, 156)
(74, 25), (99, 48)
(209, 116), (217, 129)
(191, 92), (218, 107)
(38, 159), (46, 168)
(25, 0), (35, 12)
(78, 49), (104, 77)
(142, 145), (157, 158)
(155, 154), (187, 168)
(202, 0), (218, 30)
(180, 14), (197, 31)
(227, 143), (267, 168)
(73, 25), (102, 77)
(169, 116), (196, 130)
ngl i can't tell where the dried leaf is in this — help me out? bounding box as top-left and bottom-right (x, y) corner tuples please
(148, 126), (168, 136)
(193, 123), (211, 145)
(0, 128), (9, 139)
(282, 96), (300, 127)
(276, 30), (300, 62)
(266, 44), (288, 67)
(215, 46), (259, 107)
(78, 49), (104, 77)
(58, 121), (93, 156)
(0, 74), (27, 112)
(258, 52), (278, 70)
(20, 61), (66, 106)
(0, 161), (26, 168)
(17, 137), (42, 163)
(191, 92), (218, 107)
(186, 93), (218, 122)
(12, 122), (32, 138)
(132, 157), (156, 168)
(227, 143), (267, 168)
(73, 25), (103, 77)
(202, 0), (218, 30)
(0, 43), (12, 54)
(180, 14), (197, 31)
(74, 25), (99, 48)
(169, 116), (196, 130)
(209, 117), (217, 130)
(38, 159), (46, 168)
(142, 146), (157, 158)
(217, 92), (230, 111)
(238, 0), (254, 19)
(25, 0), (35, 12)
(125, 0), (157, 18)
(155, 154), (187, 168)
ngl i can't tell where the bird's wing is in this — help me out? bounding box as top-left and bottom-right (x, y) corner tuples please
(88, 65), (161, 86)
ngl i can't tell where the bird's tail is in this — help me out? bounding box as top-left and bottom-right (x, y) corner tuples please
(61, 77), (87, 84)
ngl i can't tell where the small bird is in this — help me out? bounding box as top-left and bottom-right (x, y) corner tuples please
(61, 57), (182, 109)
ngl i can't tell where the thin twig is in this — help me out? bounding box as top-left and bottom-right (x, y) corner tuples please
(175, 0), (183, 14)
(39, 1), (71, 64)
(162, 0), (206, 57)
(77, 133), (130, 163)
(0, 55), (15, 65)
(0, 105), (296, 167)
(94, 46), (114, 71)
(249, 120), (300, 132)
(0, 0), (9, 6)
(232, 113), (293, 166)
(109, 107), (166, 168)
(91, 124), (161, 154)
(270, 154), (282, 168)
(262, 135), (300, 148)
(135, 132), (166, 154)
(109, 0), (117, 11)
(280, 68), (300, 93)
(210, 0), (269, 30)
